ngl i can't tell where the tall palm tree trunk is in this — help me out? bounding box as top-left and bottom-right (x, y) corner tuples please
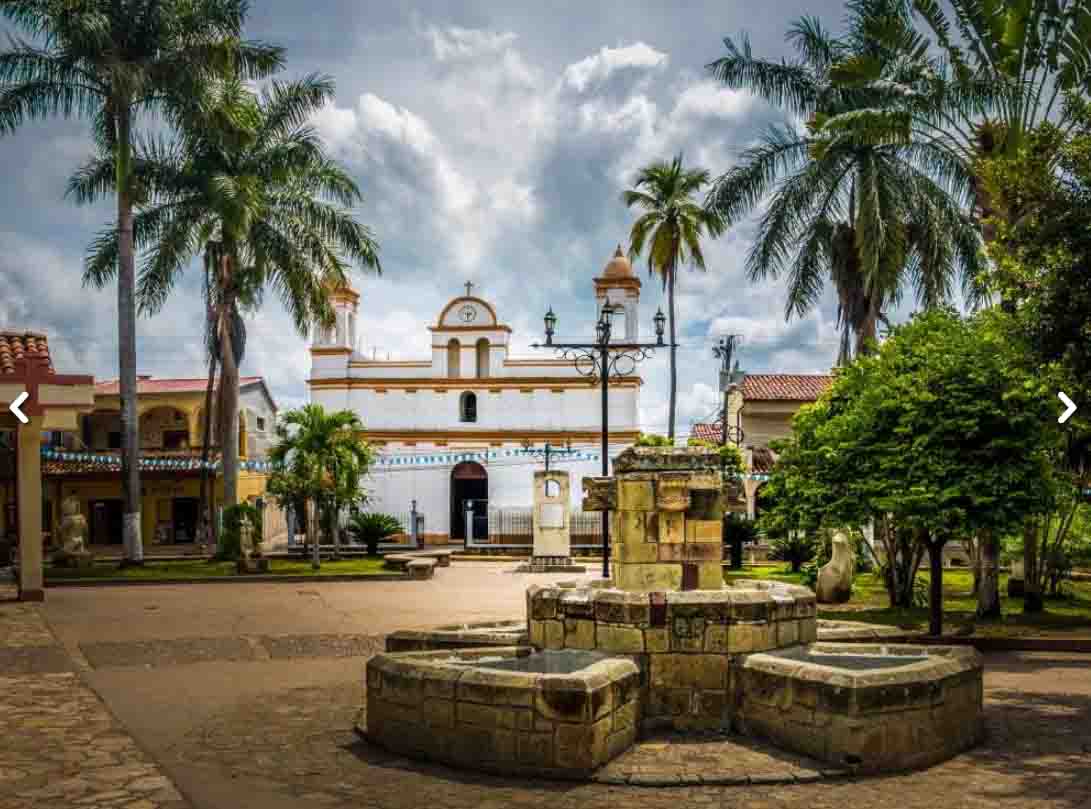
(198, 350), (218, 552)
(116, 107), (143, 564)
(667, 264), (678, 441)
(218, 293), (240, 509)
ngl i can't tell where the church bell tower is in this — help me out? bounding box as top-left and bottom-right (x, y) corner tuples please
(593, 245), (642, 341)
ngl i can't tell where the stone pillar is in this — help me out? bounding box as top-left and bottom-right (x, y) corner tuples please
(584, 446), (725, 592)
(17, 416), (44, 601)
(532, 470), (571, 563)
(743, 478), (761, 520)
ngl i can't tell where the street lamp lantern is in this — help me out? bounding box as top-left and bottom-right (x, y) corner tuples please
(654, 308), (666, 345)
(531, 302), (673, 578)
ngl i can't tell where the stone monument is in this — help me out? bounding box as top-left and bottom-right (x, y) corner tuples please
(52, 496), (93, 568)
(816, 531), (854, 603)
(235, 515), (269, 574)
(516, 470), (585, 573)
(585, 446), (724, 591)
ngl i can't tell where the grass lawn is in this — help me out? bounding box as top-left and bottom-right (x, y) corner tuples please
(726, 566), (1091, 638)
(44, 557), (391, 581)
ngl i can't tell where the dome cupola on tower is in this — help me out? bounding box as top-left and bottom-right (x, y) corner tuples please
(602, 244), (635, 279)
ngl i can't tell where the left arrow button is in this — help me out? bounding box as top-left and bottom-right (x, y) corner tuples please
(9, 392), (29, 424)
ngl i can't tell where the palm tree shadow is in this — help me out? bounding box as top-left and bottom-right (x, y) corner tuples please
(962, 686), (1091, 806)
(342, 732), (581, 793)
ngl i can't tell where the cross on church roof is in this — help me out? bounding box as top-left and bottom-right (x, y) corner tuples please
(464, 281), (474, 296)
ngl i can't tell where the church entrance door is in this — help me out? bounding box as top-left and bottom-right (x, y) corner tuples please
(450, 461), (487, 541)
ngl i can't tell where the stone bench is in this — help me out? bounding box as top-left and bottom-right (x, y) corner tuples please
(383, 554), (414, 571)
(406, 558), (436, 580)
(411, 549), (452, 567)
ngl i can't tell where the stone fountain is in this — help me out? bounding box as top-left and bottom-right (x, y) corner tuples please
(362, 446), (983, 779)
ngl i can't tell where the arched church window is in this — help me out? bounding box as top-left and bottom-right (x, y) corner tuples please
(447, 339), (461, 377)
(475, 338), (489, 378)
(459, 391), (477, 423)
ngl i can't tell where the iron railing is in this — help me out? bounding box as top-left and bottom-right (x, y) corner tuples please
(478, 507), (602, 550)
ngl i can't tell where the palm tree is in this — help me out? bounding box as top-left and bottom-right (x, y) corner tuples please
(827, 0), (1091, 237)
(623, 154), (724, 440)
(71, 74), (381, 515)
(267, 404), (373, 568)
(705, 5), (985, 363)
(0, 0), (281, 563)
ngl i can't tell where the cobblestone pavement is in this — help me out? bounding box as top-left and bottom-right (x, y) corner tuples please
(170, 653), (1091, 809)
(7, 573), (1091, 808)
(0, 602), (191, 809)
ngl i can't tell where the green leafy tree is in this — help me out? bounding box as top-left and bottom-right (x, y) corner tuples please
(706, 4), (985, 363)
(978, 100), (1091, 610)
(72, 75), (380, 512)
(0, 0), (281, 563)
(770, 308), (1054, 633)
(623, 155), (724, 439)
(267, 405), (373, 568)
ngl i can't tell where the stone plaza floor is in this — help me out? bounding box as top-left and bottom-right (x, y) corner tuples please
(1, 564), (1090, 809)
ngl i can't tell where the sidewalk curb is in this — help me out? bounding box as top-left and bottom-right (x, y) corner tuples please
(44, 572), (411, 587)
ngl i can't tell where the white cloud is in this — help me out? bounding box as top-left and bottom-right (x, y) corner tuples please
(425, 25), (518, 62)
(563, 42), (668, 92)
(672, 80), (754, 123)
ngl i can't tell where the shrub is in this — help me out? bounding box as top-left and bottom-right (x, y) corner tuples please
(770, 532), (819, 573)
(217, 502), (263, 561)
(800, 559), (820, 589)
(723, 513), (759, 545)
(635, 433), (673, 447)
(347, 512), (403, 556)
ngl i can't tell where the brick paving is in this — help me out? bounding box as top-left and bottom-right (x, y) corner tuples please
(0, 602), (191, 809)
(170, 653), (1091, 808)
(3, 572), (1091, 808)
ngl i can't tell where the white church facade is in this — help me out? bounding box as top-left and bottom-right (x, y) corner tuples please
(308, 247), (646, 542)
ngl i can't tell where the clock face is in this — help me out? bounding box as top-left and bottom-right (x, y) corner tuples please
(459, 304), (477, 323)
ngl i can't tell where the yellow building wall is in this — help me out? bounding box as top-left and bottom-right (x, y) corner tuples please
(50, 470), (269, 548)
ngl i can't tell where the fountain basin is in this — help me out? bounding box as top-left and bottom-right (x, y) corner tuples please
(528, 580), (817, 731)
(385, 620), (527, 652)
(364, 647), (640, 778)
(733, 642), (983, 772)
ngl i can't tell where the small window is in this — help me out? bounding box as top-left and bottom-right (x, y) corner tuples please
(459, 391), (477, 423)
(544, 479), (561, 498)
(256, 417), (266, 431)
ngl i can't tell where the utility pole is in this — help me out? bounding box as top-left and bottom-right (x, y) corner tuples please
(713, 335), (741, 445)
(713, 335), (743, 569)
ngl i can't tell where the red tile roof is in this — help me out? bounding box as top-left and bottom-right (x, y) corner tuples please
(0, 331), (52, 375)
(94, 375), (263, 395)
(740, 373), (832, 401)
(690, 422), (724, 444)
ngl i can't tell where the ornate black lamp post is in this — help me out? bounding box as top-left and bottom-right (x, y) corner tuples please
(533, 304), (669, 578)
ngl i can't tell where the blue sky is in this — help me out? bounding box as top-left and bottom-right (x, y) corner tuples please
(0, 0), (852, 435)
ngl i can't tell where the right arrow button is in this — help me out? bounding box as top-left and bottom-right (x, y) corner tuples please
(1058, 392), (1078, 424)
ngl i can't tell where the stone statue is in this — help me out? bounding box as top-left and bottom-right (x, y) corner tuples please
(239, 516), (254, 560)
(816, 532), (854, 603)
(53, 496), (93, 568)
